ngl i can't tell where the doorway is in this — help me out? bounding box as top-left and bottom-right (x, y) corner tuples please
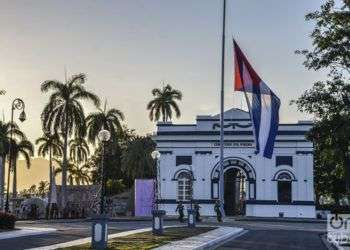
(224, 168), (246, 216)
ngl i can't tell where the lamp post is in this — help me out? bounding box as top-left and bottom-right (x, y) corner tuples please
(344, 94), (350, 194)
(5, 98), (26, 213)
(347, 144), (350, 195)
(91, 129), (110, 250)
(151, 150), (165, 235)
(98, 129), (110, 215)
(187, 165), (195, 228)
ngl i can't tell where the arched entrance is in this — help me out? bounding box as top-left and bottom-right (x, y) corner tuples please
(224, 167), (246, 215)
(211, 157), (256, 215)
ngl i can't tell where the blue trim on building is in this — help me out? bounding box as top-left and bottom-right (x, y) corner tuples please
(156, 131), (308, 136)
(296, 151), (313, 155)
(195, 151), (212, 155)
(245, 200), (315, 206)
(155, 139), (309, 143)
(158, 199), (216, 204)
(276, 156), (293, 167)
(272, 169), (297, 181)
(157, 199), (315, 206)
(157, 122), (312, 126)
(159, 151), (173, 155)
(157, 124), (197, 127)
(196, 118), (251, 122)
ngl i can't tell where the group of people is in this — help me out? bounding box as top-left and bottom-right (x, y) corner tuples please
(175, 200), (223, 223)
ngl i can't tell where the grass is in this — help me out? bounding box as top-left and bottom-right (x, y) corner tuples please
(60, 227), (215, 250)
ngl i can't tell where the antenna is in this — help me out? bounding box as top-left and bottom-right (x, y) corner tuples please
(64, 66), (68, 83)
(104, 98), (107, 112)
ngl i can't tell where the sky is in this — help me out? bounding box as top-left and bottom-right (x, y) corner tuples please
(0, 0), (326, 189)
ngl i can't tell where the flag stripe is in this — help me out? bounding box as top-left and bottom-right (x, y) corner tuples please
(263, 92), (280, 158)
(233, 40), (280, 159)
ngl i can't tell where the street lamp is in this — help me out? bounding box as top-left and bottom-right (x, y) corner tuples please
(347, 144), (350, 195)
(91, 129), (110, 250)
(98, 129), (110, 214)
(187, 165), (196, 228)
(151, 150), (165, 235)
(5, 98), (26, 213)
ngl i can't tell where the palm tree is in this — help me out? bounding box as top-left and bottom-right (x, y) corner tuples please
(147, 84), (182, 122)
(41, 73), (100, 208)
(36, 132), (62, 204)
(0, 121), (25, 208)
(54, 159), (90, 185)
(73, 164), (91, 185)
(86, 101), (124, 145)
(28, 184), (37, 196)
(69, 137), (90, 164)
(37, 181), (49, 198)
(0, 90), (5, 95)
(10, 138), (34, 198)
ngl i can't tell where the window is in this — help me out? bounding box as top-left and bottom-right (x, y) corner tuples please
(176, 156), (192, 166)
(277, 172), (292, 203)
(276, 156), (293, 167)
(177, 172), (192, 201)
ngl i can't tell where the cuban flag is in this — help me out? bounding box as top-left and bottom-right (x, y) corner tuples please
(233, 40), (280, 159)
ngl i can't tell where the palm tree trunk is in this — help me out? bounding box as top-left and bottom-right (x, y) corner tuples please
(61, 111), (69, 210)
(48, 147), (52, 205)
(0, 155), (4, 210)
(162, 107), (166, 122)
(12, 159), (17, 198)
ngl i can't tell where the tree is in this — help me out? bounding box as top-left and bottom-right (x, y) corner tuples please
(36, 132), (62, 204)
(73, 164), (91, 185)
(0, 90), (5, 95)
(37, 181), (49, 198)
(69, 137), (90, 164)
(0, 121), (25, 207)
(10, 138), (34, 198)
(293, 0), (350, 201)
(86, 101), (125, 145)
(69, 137), (91, 185)
(296, 0), (350, 76)
(147, 84), (182, 122)
(41, 73), (100, 208)
(54, 159), (90, 185)
(121, 136), (156, 182)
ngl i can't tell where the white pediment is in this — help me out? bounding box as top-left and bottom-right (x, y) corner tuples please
(197, 108), (250, 120)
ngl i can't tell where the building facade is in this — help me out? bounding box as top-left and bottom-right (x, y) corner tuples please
(154, 109), (315, 218)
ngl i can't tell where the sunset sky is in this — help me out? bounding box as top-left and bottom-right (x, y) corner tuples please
(0, 0), (326, 190)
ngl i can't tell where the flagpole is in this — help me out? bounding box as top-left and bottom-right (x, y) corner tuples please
(219, 0), (226, 216)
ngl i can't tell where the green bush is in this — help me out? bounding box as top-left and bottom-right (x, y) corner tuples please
(0, 212), (16, 229)
(106, 179), (126, 195)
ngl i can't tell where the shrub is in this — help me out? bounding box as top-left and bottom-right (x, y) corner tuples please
(0, 212), (16, 229)
(316, 204), (350, 213)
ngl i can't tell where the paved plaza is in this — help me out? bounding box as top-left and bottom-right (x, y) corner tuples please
(0, 219), (328, 250)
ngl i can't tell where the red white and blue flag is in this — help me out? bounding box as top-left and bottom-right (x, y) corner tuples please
(234, 40), (280, 159)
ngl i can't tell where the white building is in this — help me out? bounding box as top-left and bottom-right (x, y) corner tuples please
(154, 108), (315, 218)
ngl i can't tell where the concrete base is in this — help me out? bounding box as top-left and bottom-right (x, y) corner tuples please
(246, 204), (316, 218)
(159, 204), (316, 218)
(0, 227), (56, 240)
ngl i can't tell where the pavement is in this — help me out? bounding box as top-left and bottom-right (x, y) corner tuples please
(0, 220), (157, 250)
(155, 227), (244, 250)
(0, 227), (57, 240)
(0, 218), (329, 250)
(216, 229), (327, 250)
